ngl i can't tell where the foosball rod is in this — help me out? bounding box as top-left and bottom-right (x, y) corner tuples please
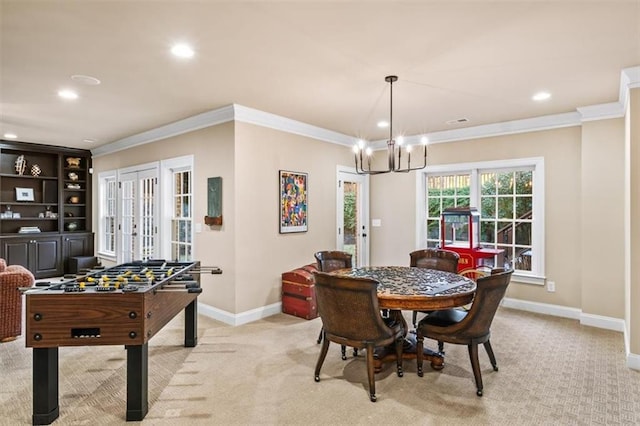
(187, 267), (222, 274)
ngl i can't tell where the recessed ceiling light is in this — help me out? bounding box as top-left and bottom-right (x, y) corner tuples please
(377, 120), (389, 128)
(532, 91), (551, 101)
(82, 138), (96, 144)
(71, 75), (101, 85)
(171, 43), (194, 58)
(58, 89), (79, 100)
(3, 133), (17, 139)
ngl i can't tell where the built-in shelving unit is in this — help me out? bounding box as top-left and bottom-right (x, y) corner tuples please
(0, 140), (94, 277)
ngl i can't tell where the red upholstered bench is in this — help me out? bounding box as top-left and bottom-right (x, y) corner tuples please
(281, 263), (318, 320)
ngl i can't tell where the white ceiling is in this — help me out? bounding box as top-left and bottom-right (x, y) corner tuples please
(1, 1), (639, 151)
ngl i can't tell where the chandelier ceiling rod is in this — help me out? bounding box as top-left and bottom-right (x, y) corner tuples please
(353, 75), (428, 175)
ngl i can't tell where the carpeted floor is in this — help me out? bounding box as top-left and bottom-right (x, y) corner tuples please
(1, 307), (639, 425)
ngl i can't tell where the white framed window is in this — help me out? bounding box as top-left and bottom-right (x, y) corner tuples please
(161, 155), (194, 261)
(97, 170), (117, 259)
(417, 157), (545, 284)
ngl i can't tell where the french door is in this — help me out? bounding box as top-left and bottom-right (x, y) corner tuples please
(118, 168), (158, 263)
(337, 167), (369, 267)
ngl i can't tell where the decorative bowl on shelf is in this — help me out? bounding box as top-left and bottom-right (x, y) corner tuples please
(68, 172), (79, 181)
(65, 222), (78, 231)
(68, 196), (80, 204)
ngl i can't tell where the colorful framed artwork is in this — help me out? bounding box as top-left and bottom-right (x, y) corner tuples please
(279, 170), (308, 233)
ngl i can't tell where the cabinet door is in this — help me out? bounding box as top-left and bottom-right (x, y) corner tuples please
(62, 232), (94, 273)
(1, 238), (31, 269)
(32, 237), (62, 276)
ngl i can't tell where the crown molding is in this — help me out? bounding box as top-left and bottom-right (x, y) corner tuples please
(92, 105), (235, 157)
(233, 104), (358, 146)
(92, 66), (640, 157)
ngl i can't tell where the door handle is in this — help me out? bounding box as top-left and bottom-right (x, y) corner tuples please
(362, 233), (367, 237)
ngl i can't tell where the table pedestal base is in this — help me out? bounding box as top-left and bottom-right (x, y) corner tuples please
(373, 333), (444, 373)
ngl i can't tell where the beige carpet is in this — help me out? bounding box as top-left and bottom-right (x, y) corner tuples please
(1, 307), (639, 425)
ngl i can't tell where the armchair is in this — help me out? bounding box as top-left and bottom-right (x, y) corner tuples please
(0, 258), (35, 342)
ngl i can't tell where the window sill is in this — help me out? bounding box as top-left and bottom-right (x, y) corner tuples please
(512, 272), (545, 286)
(97, 252), (116, 263)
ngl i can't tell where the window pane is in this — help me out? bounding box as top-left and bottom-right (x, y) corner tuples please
(428, 176), (442, 194)
(516, 196), (532, 218)
(457, 197), (470, 207)
(516, 170), (533, 195)
(481, 197), (496, 217)
(497, 197), (513, 219)
(481, 221), (495, 244)
(515, 221), (532, 245)
(427, 219), (439, 239)
(497, 221), (512, 244)
(497, 173), (513, 195)
(481, 173), (496, 195)
(442, 197), (455, 210)
(428, 198), (440, 218)
(513, 247), (532, 271)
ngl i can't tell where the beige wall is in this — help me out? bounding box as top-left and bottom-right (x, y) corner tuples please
(233, 122), (353, 312)
(92, 123), (236, 311)
(581, 119), (626, 318)
(90, 111), (634, 330)
(92, 121), (354, 314)
(371, 127), (593, 310)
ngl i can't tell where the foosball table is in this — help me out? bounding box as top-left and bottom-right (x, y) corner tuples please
(24, 259), (221, 425)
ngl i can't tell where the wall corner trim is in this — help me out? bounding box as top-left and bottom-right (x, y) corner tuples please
(198, 301), (283, 326)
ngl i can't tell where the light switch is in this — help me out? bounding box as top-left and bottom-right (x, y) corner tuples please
(371, 219), (382, 227)
(195, 223), (202, 233)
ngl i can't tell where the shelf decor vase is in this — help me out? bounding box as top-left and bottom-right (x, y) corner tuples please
(14, 155), (26, 175)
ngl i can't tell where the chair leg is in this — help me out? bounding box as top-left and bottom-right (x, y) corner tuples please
(365, 343), (377, 402)
(412, 311), (418, 328)
(317, 327), (324, 344)
(416, 331), (424, 377)
(394, 336), (404, 377)
(438, 341), (444, 354)
(341, 345), (347, 360)
(467, 344), (483, 396)
(353, 348), (359, 357)
(314, 338), (330, 382)
(483, 340), (499, 371)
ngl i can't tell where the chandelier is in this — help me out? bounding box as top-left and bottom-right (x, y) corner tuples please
(353, 75), (428, 175)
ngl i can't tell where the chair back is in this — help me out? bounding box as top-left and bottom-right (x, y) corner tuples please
(314, 251), (353, 272)
(456, 269), (513, 338)
(313, 271), (395, 345)
(409, 248), (459, 273)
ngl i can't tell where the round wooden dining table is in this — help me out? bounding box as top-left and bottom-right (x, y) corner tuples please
(331, 266), (476, 371)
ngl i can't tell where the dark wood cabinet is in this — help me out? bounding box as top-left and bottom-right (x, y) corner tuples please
(0, 140), (94, 278)
(62, 232), (94, 273)
(1, 236), (63, 277)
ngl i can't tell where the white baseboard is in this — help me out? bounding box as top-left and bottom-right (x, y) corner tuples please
(628, 352), (640, 370)
(198, 301), (282, 326)
(580, 312), (626, 332)
(502, 297), (581, 320)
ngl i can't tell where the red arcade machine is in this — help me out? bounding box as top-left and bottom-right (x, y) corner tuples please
(440, 207), (504, 273)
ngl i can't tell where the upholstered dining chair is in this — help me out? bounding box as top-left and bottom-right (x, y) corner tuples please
(409, 248), (460, 327)
(313, 271), (404, 402)
(415, 268), (513, 396)
(314, 250), (355, 360)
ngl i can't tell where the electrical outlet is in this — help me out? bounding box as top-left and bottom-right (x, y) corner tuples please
(547, 280), (556, 292)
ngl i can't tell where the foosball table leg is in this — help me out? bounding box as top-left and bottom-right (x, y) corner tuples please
(32, 347), (59, 425)
(184, 299), (198, 347)
(125, 343), (148, 421)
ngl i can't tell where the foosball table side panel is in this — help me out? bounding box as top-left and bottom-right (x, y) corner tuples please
(143, 290), (199, 341)
(26, 293), (146, 347)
